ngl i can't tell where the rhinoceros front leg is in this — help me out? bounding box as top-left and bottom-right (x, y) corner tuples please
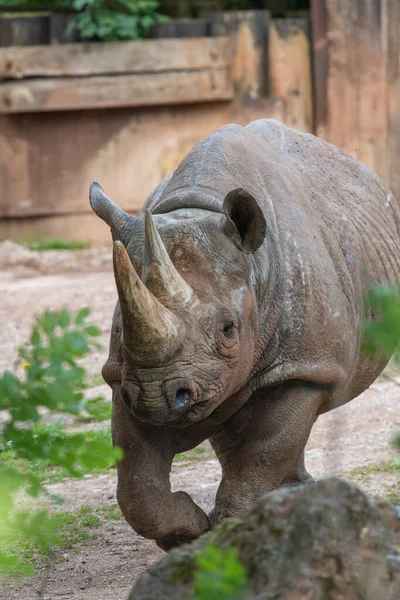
(281, 450), (314, 487)
(209, 382), (326, 526)
(112, 384), (210, 551)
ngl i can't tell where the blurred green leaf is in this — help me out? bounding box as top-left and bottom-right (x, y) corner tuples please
(193, 544), (247, 600)
(363, 283), (400, 363)
(0, 307), (122, 575)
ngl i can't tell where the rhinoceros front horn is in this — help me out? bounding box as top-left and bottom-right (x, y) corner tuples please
(142, 211), (193, 308)
(113, 240), (180, 360)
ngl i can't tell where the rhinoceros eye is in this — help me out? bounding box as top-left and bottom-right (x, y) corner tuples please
(223, 322), (235, 339)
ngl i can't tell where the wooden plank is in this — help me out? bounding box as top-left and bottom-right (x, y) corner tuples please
(0, 68), (233, 113)
(310, 0), (328, 135)
(386, 0), (400, 202)
(151, 18), (209, 38)
(0, 94), (285, 224)
(0, 213), (126, 244)
(0, 13), (49, 47)
(0, 36), (232, 80)
(311, 0), (388, 180)
(209, 10), (269, 98)
(268, 18), (313, 133)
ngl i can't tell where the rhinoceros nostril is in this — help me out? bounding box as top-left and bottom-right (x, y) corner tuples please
(175, 388), (192, 410)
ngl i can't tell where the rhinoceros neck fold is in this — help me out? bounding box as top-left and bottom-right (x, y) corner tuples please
(151, 188), (224, 216)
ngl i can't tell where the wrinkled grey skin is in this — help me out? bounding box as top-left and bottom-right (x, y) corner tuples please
(93, 119), (400, 551)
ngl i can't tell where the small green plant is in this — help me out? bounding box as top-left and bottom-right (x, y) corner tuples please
(25, 238), (91, 251)
(67, 0), (169, 42)
(0, 307), (122, 574)
(364, 283), (400, 363)
(363, 282), (400, 484)
(193, 544), (247, 600)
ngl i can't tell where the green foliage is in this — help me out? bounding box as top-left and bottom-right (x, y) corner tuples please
(2, 505), (100, 573)
(83, 395), (112, 421)
(193, 544), (247, 600)
(67, 0), (169, 42)
(364, 283), (400, 363)
(25, 238), (91, 251)
(2, 503), (123, 574)
(348, 459), (400, 478)
(0, 0), (169, 42)
(97, 503), (122, 519)
(0, 308), (122, 575)
(364, 282), (400, 477)
(0, 425), (116, 483)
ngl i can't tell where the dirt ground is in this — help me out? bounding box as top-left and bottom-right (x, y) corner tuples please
(0, 241), (399, 600)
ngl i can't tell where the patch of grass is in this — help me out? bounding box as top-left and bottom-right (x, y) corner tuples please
(174, 445), (206, 463)
(0, 424), (116, 484)
(25, 238), (91, 251)
(80, 514), (101, 527)
(56, 509), (99, 549)
(192, 447), (205, 455)
(1, 503), (127, 576)
(382, 483), (400, 505)
(97, 504), (122, 520)
(347, 460), (400, 478)
(77, 395), (112, 423)
(1, 505), (101, 575)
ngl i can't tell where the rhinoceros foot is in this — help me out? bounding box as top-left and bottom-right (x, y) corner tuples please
(154, 491), (211, 551)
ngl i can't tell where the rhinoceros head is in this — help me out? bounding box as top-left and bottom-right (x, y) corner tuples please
(90, 182), (266, 427)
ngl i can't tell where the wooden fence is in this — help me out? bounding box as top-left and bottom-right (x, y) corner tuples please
(311, 0), (400, 201)
(0, 3), (400, 241)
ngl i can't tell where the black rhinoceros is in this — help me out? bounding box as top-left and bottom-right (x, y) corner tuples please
(89, 119), (400, 551)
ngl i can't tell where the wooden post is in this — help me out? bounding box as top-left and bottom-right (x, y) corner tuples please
(268, 18), (313, 132)
(386, 0), (400, 202)
(311, 0), (388, 181)
(49, 14), (80, 45)
(0, 13), (49, 47)
(209, 10), (270, 98)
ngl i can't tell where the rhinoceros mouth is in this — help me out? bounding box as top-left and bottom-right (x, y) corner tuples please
(128, 395), (212, 427)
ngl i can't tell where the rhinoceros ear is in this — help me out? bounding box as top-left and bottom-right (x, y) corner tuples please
(223, 188), (266, 253)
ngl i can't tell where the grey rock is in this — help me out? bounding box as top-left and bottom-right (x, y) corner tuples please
(129, 478), (400, 600)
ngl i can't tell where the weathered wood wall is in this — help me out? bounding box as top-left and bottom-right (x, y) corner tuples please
(0, 38), (233, 113)
(268, 18), (312, 132)
(0, 11), (313, 241)
(311, 0), (400, 201)
(2, 4), (400, 242)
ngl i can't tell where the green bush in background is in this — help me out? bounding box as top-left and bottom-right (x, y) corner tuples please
(0, 307), (121, 574)
(0, 0), (169, 41)
(364, 283), (400, 366)
(364, 283), (400, 452)
(66, 0), (169, 42)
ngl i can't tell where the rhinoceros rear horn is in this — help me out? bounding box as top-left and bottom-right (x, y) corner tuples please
(142, 211), (193, 308)
(113, 240), (180, 360)
(223, 188), (266, 253)
(89, 182), (135, 245)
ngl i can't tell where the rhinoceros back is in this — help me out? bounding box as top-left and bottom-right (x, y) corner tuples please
(246, 119), (400, 402)
(247, 119), (400, 292)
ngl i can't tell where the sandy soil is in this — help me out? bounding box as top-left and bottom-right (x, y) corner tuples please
(0, 242), (399, 600)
